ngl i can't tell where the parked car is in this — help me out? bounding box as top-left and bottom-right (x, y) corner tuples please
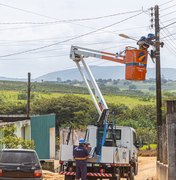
(0, 149), (42, 179)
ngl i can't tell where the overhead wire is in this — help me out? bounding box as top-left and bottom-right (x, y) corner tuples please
(0, 11), (143, 58)
(160, 30), (176, 56)
(0, 2), (148, 52)
(160, 3), (176, 11)
(0, 24), (149, 44)
(161, 21), (176, 29)
(0, 1), (173, 74)
(162, 18), (176, 24)
(159, 0), (175, 6)
(0, 10), (142, 25)
(0, 2), (58, 20)
(161, 32), (176, 39)
(0, 2), (149, 55)
(0, 1), (143, 35)
(160, 10), (176, 18)
(0, 40), (134, 60)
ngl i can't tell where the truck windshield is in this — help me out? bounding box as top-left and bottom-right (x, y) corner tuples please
(106, 129), (121, 140)
(97, 129), (121, 140)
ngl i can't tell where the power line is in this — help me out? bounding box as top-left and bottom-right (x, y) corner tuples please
(161, 32), (176, 39)
(162, 18), (176, 24)
(160, 3), (176, 11)
(161, 21), (176, 29)
(0, 2), (144, 35)
(161, 10), (176, 17)
(159, 0), (175, 6)
(0, 2), (57, 20)
(0, 10), (142, 25)
(161, 30), (176, 55)
(113, 25), (149, 32)
(161, 23), (176, 45)
(0, 11), (143, 58)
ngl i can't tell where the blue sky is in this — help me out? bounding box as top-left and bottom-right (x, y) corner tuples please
(0, 0), (175, 78)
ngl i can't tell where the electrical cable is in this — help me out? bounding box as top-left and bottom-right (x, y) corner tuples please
(160, 10), (176, 17)
(0, 2), (57, 20)
(160, 3), (176, 11)
(161, 32), (176, 39)
(0, 11), (143, 58)
(161, 30), (176, 56)
(162, 18), (176, 24)
(159, 0), (175, 6)
(0, 1), (144, 35)
(161, 21), (176, 29)
(0, 10), (142, 25)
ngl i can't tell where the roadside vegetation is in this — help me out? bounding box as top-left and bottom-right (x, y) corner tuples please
(0, 79), (175, 150)
(0, 125), (34, 149)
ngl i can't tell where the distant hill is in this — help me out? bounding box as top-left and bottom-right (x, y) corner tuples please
(0, 66), (175, 82)
(0, 76), (26, 81)
(34, 66), (176, 82)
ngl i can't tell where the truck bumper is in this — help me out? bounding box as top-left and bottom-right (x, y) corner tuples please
(60, 171), (113, 178)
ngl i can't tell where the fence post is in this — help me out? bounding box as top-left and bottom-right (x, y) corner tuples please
(166, 100), (176, 180)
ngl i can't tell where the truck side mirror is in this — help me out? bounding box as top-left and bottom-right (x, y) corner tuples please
(135, 140), (143, 149)
(135, 141), (140, 148)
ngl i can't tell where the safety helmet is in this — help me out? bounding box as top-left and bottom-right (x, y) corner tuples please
(139, 36), (146, 41)
(147, 33), (155, 39)
(79, 138), (85, 144)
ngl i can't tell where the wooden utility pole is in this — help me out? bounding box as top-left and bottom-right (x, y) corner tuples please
(154, 5), (162, 161)
(27, 72), (31, 118)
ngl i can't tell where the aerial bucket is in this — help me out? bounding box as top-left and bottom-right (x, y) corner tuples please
(125, 49), (148, 81)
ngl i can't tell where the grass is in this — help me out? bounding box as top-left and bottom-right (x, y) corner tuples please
(140, 144), (157, 150)
(0, 91), (154, 109)
(76, 94), (154, 108)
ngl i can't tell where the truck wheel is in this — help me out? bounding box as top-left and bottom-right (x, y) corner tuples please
(127, 167), (134, 180)
(111, 176), (120, 180)
(87, 177), (97, 180)
(134, 162), (138, 175)
(64, 175), (74, 180)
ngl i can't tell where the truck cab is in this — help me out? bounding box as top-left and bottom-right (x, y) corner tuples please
(85, 125), (138, 164)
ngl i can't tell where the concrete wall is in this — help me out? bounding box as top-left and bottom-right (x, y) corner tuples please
(157, 100), (176, 180)
(15, 120), (31, 140)
(157, 161), (168, 180)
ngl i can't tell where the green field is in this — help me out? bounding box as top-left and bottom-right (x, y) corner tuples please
(77, 94), (154, 108)
(0, 90), (154, 104)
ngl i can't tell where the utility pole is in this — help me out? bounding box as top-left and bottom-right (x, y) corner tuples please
(27, 72), (31, 118)
(154, 5), (162, 161)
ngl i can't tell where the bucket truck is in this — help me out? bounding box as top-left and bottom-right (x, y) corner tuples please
(59, 46), (147, 180)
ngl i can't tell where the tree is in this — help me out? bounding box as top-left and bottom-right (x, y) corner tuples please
(137, 128), (156, 149)
(31, 94), (98, 134)
(0, 125), (34, 149)
(149, 86), (155, 91)
(129, 84), (137, 90)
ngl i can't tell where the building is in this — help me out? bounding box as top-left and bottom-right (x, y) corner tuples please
(0, 114), (56, 160)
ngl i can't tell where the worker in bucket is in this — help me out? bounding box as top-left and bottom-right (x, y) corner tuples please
(137, 33), (155, 50)
(73, 138), (89, 180)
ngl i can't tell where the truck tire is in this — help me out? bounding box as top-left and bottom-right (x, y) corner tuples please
(127, 167), (134, 180)
(134, 162), (138, 175)
(111, 176), (120, 180)
(87, 177), (97, 180)
(64, 175), (75, 180)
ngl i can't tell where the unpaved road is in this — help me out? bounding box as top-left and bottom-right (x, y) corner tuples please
(43, 157), (156, 180)
(134, 157), (156, 180)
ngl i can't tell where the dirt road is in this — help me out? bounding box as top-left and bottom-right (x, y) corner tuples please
(134, 157), (156, 180)
(43, 156), (156, 180)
